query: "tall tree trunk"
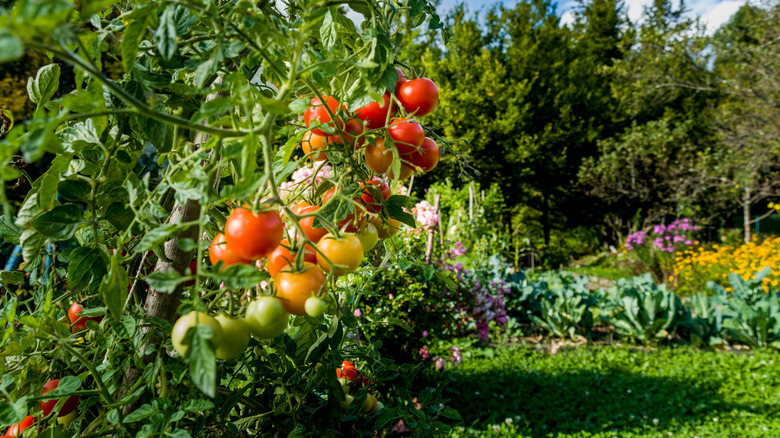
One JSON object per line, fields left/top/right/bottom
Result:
{"left": 743, "top": 185, "right": 751, "bottom": 244}
{"left": 121, "top": 77, "right": 225, "bottom": 414}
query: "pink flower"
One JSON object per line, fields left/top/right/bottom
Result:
{"left": 354, "top": 308, "right": 362, "bottom": 318}
{"left": 422, "top": 330, "right": 429, "bottom": 338}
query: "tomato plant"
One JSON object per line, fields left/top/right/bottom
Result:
{"left": 0, "top": 0, "right": 461, "bottom": 436}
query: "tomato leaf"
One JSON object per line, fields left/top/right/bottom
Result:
{"left": 187, "top": 324, "right": 217, "bottom": 398}
{"left": 384, "top": 195, "right": 416, "bottom": 227}
{"left": 68, "top": 247, "right": 108, "bottom": 294}
{"left": 0, "top": 216, "right": 21, "bottom": 245}
{"left": 0, "top": 396, "right": 28, "bottom": 427}
{"left": 156, "top": 6, "right": 178, "bottom": 61}
{"left": 27, "top": 64, "right": 60, "bottom": 105}
{"left": 123, "top": 403, "right": 157, "bottom": 423}
{"left": 100, "top": 253, "right": 129, "bottom": 320}
{"left": 31, "top": 205, "right": 83, "bottom": 240}
{"left": 145, "top": 270, "right": 188, "bottom": 294}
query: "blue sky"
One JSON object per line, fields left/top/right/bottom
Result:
{"left": 434, "top": 0, "right": 749, "bottom": 34}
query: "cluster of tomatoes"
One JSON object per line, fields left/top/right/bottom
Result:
{"left": 303, "top": 68, "right": 441, "bottom": 179}
{"left": 171, "top": 69, "right": 441, "bottom": 363}
{"left": 3, "top": 379, "right": 80, "bottom": 437}
{"left": 337, "top": 361, "right": 381, "bottom": 416}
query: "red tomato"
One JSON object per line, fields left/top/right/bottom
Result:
{"left": 355, "top": 94, "right": 395, "bottom": 130}
{"left": 297, "top": 205, "right": 329, "bottom": 244}
{"left": 304, "top": 96, "right": 343, "bottom": 136}
{"left": 361, "top": 178, "right": 391, "bottom": 213}
{"left": 209, "top": 233, "right": 250, "bottom": 270}
{"left": 6, "top": 416, "right": 33, "bottom": 437}
{"left": 364, "top": 138, "right": 394, "bottom": 175}
{"left": 267, "top": 240, "right": 317, "bottom": 278}
{"left": 397, "top": 78, "right": 439, "bottom": 117}
{"left": 405, "top": 137, "right": 440, "bottom": 173}
{"left": 388, "top": 119, "right": 424, "bottom": 155}
{"left": 68, "top": 302, "right": 103, "bottom": 331}
{"left": 341, "top": 366, "right": 359, "bottom": 380}
{"left": 302, "top": 131, "right": 328, "bottom": 161}
{"left": 328, "top": 119, "right": 364, "bottom": 148}
{"left": 394, "top": 67, "right": 406, "bottom": 91}
{"left": 41, "top": 379, "right": 80, "bottom": 418}
{"left": 342, "top": 360, "right": 355, "bottom": 369}
{"left": 273, "top": 263, "right": 328, "bottom": 316}
{"left": 224, "top": 207, "right": 284, "bottom": 260}
{"left": 292, "top": 201, "right": 312, "bottom": 215}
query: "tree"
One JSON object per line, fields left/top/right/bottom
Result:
{"left": 400, "top": 0, "right": 627, "bottom": 262}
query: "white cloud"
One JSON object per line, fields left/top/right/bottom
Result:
{"left": 700, "top": 0, "right": 745, "bottom": 33}
{"left": 560, "top": 9, "right": 577, "bottom": 27}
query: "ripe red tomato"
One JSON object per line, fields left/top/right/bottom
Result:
{"left": 342, "top": 360, "right": 355, "bottom": 369}
{"left": 302, "top": 131, "right": 328, "bottom": 161}
{"left": 5, "top": 416, "right": 33, "bottom": 437}
{"left": 41, "top": 379, "right": 80, "bottom": 418}
{"left": 394, "top": 67, "right": 406, "bottom": 91}
{"left": 405, "top": 137, "right": 440, "bottom": 173}
{"left": 364, "top": 138, "right": 394, "bottom": 175}
{"left": 297, "top": 205, "right": 329, "bottom": 243}
{"left": 322, "top": 188, "right": 363, "bottom": 233}
{"left": 316, "top": 234, "right": 364, "bottom": 276}
{"left": 328, "top": 119, "right": 364, "bottom": 148}
{"left": 224, "top": 207, "right": 284, "bottom": 260}
{"left": 274, "top": 262, "right": 328, "bottom": 316}
{"left": 267, "top": 239, "right": 317, "bottom": 278}
{"left": 304, "top": 96, "right": 343, "bottom": 136}
{"left": 397, "top": 78, "right": 439, "bottom": 117}
{"left": 68, "top": 302, "right": 103, "bottom": 332}
{"left": 292, "top": 201, "right": 312, "bottom": 215}
{"left": 360, "top": 178, "right": 391, "bottom": 213}
{"left": 388, "top": 118, "right": 424, "bottom": 155}
{"left": 341, "top": 366, "right": 359, "bottom": 380}
{"left": 209, "top": 233, "right": 250, "bottom": 270}
{"left": 355, "top": 94, "right": 395, "bottom": 130}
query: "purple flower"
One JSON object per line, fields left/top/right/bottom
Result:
{"left": 653, "top": 225, "right": 666, "bottom": 235}
{"left": 422, "top": 330, "right": 429, "bottom": 338}
{"left": 685, "top": 240, "right": 694, "bottom": 245}
{"left": 435, "top": 357, "right": 446, "bottom": 371}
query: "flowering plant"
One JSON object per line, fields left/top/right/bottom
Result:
{"left": 624, "top": 218, "right": 699, "bottom": 284}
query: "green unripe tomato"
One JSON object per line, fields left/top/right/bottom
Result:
{"left": 171, "top": 312, "right": 223, "bottom": 357}
{"left": 245, "top": 297, "right": 289, "bottom": 339}
{"left": 340, "top": 394, "right": 354, "bottom": 410}
{"left": 305, "top": 296, "right": 328, "bottom": 317}
{"left": 356, "top": 223, "right": 379, "bottom": 252}
{"left": 214, "top": 314, "right": 251, "bottom": 360}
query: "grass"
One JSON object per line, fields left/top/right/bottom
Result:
{"left": 441, "top": 345, "right": 780, "bottom": 437}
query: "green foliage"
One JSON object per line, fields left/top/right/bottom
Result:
{"left": 599, "top": 275, "right": 686, "bottom": 343}
{"left": 442, "top": 345, "right": 780, "bottom": 437}
{"left": 529, "top": 276, "right": 594, "bottom": 340}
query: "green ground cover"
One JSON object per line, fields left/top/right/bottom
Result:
{"left": 443, "top": 345, "right": 780, "bottom": 437}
